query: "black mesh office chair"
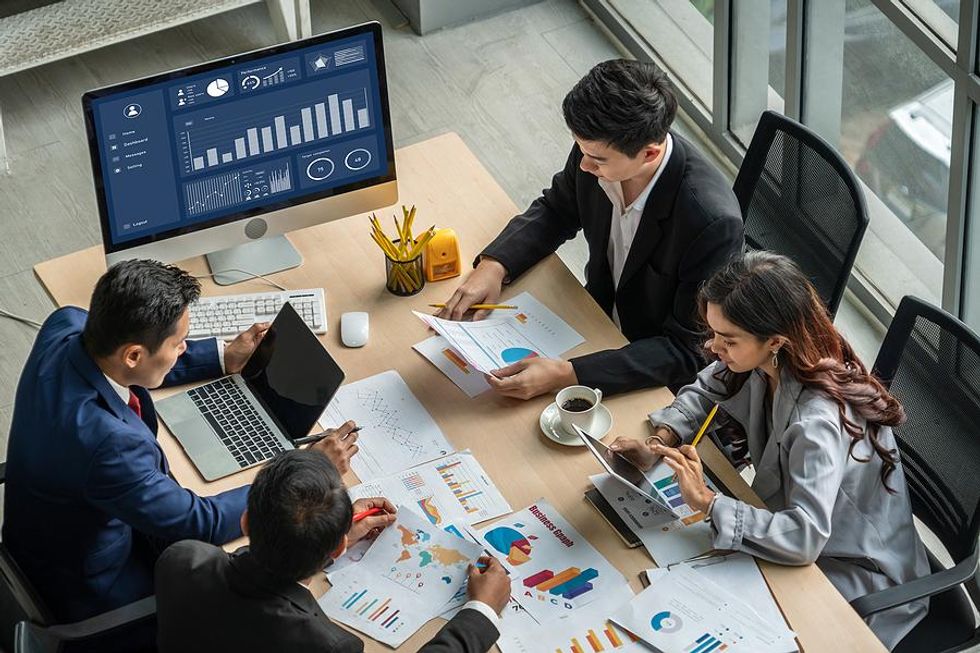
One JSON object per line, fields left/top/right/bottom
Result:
{"left": 850, "top": 296, "right": 980, "bottom": 652}
{"left": 733, "top": 110, "right": 869, "bottom": 317}
{"left": 0, "top": 463, "right": 157, "bottom": 653}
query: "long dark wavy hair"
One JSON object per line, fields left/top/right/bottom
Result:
{"left": 700, "top": 251, "right": 904, "bottom": 491}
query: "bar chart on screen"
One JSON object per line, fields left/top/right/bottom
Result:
{"left": 174, "top": 69, "right": 375, "bottom": 176}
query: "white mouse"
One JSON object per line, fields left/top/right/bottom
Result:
{"left": 340, "top": 311, "right": 369, "bottom": 347}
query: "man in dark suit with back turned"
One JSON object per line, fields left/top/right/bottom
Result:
{"left": 2, "top": 260, "right": 359, "bottom": 626}
{"left": 438, "top": 59, "right": 743, "bottom": 398}
{"left": 155, "top": 448, "right": 509, "bottom": 652}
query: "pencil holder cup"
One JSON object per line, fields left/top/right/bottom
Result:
{"left": 384, "top": 241, "right": 425, "bottom": 296}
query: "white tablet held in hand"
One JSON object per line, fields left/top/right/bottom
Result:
{"left": 575, "top": 424, "right": 678, "bottom": 519}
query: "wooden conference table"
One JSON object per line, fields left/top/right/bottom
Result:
{"left": 34, "top": 132, "right": 884, "bottom": 652}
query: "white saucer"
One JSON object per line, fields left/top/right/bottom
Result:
{"left": 539, "top": 402, "right": 613, "bottom": 446}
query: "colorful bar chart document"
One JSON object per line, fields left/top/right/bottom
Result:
{"left": 610, "top": 566, "right": 798, "bottom": 653}
{"left": 413, "top": 292, "right": 584, "bottom": 377}
{"left": 318, "top": 370, "right": 453, "bottom": 481}
{"left": 348, "top": 451, "right": 511, "bottom": 527}
{"left": 590, "top": 470, "right": 717, "bottom": 566}
{"left": 497, "top": 584, "right": 644, "bottom": 653}
{"left": 472, "top": 499, "right": 630, "bottom": 623}
{"left": 413, "top": 335, "right": 492, "bottom": 397}
{"left": 319, "top": 509, "right": 483, "bottom": 647}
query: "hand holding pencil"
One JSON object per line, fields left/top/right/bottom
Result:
{"left": 348, "top": 497, "right": 397, "bottom": 544}
{"left": 653, "top": 405, "right": 719, "bottom": 514}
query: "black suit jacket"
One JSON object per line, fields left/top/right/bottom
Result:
{"left": 155, "top": 541, "right": 499, "bottom": 653}
{"left": 482, "top": 135, "right": 743, "bottom": 394}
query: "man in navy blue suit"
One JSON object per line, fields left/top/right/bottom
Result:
{"left": 2, "top": 260, "right": 359, "bottom": 624}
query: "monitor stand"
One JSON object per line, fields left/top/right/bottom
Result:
{"left": 206, "top": 235, "right": 303, "bottom": 286}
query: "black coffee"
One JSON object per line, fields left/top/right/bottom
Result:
{"left": 561, "top": 397, "right": 594, "bottom": 412}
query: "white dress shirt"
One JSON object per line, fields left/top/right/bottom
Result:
{"left": 598, "top": 134, "right": 673, "bottom": 327}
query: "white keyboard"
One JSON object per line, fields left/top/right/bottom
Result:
{"left": 188, "top": 288, "right": 327, "bottom": 338}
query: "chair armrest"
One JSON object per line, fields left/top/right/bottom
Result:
{"left": 45, "top": 595, "right": 156, "bottom": 641}
{"left": 851, "top": 553, "right": 978, "bottom": 617}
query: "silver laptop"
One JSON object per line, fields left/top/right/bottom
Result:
{"left": 158, "top": 302, "right": 345, "bottom": 481}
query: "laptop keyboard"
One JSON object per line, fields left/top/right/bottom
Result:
{"left": 187, "top": 377, "right": 286, "bottom": 468}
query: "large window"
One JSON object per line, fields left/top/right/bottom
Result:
{"left": 843, "top": 0, "right": 950, "bottom": 305}
{"left": 605, "top": 0, "right": 715, "bottom": 110}
{"left": 586, "top": 0, "right": 979, "bottom": 331}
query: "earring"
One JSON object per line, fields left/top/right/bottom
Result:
{"left": 771, "top": 349, "right": 779, "bottom": 369}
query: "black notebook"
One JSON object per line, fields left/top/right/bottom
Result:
{"left": 584, "top": 486, "right": 642, "bottom": 548}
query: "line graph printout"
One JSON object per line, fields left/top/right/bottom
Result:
{"left": 319, "top": 370, "right": 453, "bottom": 481}
{"left": 347, "top": 451, "right": 511, "bottom": 527}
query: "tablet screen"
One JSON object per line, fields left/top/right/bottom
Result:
{"left": 575, "top": 425, "right": 677, "bottom": 518}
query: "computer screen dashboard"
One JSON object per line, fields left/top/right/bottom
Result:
{"left": 83, "top": 22, "right": 394, "bottom": 255}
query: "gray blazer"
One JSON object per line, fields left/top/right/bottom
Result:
{"left": 649, "top": 361, "right": 929, "bottom": 650}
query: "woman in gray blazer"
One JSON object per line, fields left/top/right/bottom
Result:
{"left": 610, "top": 251, "right": 929, "bottom": 650}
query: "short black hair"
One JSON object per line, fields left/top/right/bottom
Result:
{"left": 82, "top": 259, "right": 200, "bottom": 358}
{"left": 247, "top": 449, "right": 353, "bottom": 583}
{"left": 562, "top": 59, "right": 677, "bottom": 157}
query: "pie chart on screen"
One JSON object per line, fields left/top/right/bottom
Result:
{"left": 501, "top": 347, "right": 538, "bottom": 364}
{"left": 206, "top": 78, "right": 230, "bottom": 97}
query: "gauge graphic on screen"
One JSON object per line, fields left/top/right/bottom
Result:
{"left": 345, "top": 148, "right": 371, "bottom": 171}
{"left": 241, "top": 74, "right": 261, "bottom": 91}
{"left": 306, "top": 156, "right": 335, "bottom": 181}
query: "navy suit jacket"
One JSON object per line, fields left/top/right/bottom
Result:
{"left": 3, "top": 306, "right": 249, "bottom": 621}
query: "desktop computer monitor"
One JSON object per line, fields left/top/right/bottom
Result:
{"left": 82, "top": 21, "right": 396, "bottom": 284}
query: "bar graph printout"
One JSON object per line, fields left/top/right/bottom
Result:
{"left": 471, "top": 499, "right": 630, "bottom": 624}
{"left": 319, "top": 509, "right": 483, "bottom": 647}
{"left": 497, "top": 583, "right": 644, "bottom": 653}
{"left": 347, "top": 451, "right": 511, "bottom": 527}
{"left": 610, "top": 566, "right": 798, "bottom": 653}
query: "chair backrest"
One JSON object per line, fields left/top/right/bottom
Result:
{"left": 15, "top": 620, "right": 61, "bottom": 653}
{"left": 0, "top": 544, "right": 52, "bottom": 653}
{"left": 733, "top": 110, "right": 869, "bottom": 317}
{"left": 872, "top": 296, "right": 980, "bottom": 564}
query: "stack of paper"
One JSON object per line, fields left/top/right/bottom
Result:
{"left": 413, "top": 292, "right": 584, "bottom": 395}
{"left": 612, "top": 565, "right": 798, "bottom": 653}
{"left": 318, "top": 508, "right": 484, "bottom": 648}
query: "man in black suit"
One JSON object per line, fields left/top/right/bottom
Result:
{"left": 439, "top": 59, "right": 743, "bottom": 398}
{"left": 155, "top": 449, "right": 509, "bottom": 652}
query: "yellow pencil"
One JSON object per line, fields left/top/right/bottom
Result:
{"left": 669, "top": 404, "right": 718, "bottom": 484}
{"left": 690, "top": 404, "right": 719, "bottom": 448}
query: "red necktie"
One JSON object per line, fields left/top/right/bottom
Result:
{"left": 127, "top": 389, "right": 142, "bottom": 419}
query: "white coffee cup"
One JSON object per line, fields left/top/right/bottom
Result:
{"left": 555, "top": 385, "right": 603, "bottom": 437}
